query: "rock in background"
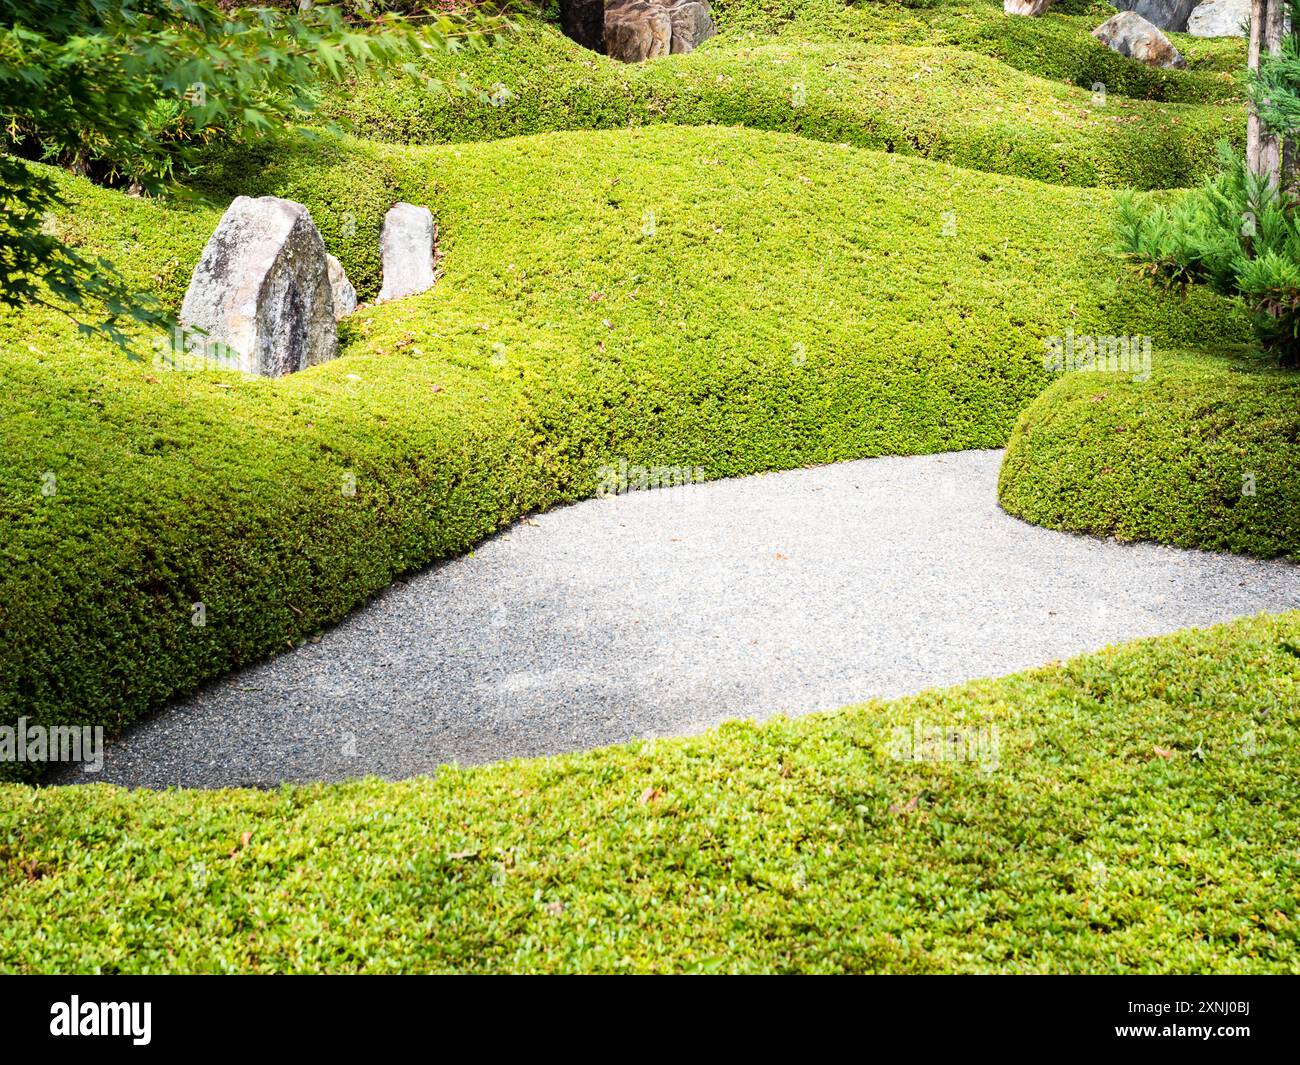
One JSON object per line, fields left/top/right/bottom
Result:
{"left": 378, "top": 202, "right": 438, "bottom": 302}
{"left": 1186, "top": 0, "right": 1251, "bottom": 36}
{"left": 1004, "top": 0, "right": 1053, "bottom": 16}
{"left": 664, "top": 1, "right": 716, "bottom": 53}
{"left": 180, "top": 195, "right": 338, "bottom": 378}
{"left": 606, "top": 0, "right": 674, "bottom": 62}
{"left": 1094, "top": 11, "right": 1188, "bottom": 67}
{"left": 561, "top": 0, "right": 716, "bottom": 63}
{"left": 1107, "top": 0, "right": 1198, "bottom": 31}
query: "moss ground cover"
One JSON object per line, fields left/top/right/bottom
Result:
{"left": 0, "top": 127, "right": 1252, "bottom": 773}
{"left": 325, "top": 20, "right": 1239, "bottom": 189}
{"left": 3, "top": 612, "right": 1297, "bottom": 973}
{"left": 710, "top": 0, "right": 1244, "bottom": 102}
{"left": 0, "top": 0, "right": 1295, "bottom": 976}
{"left": 999, "top": 349, "right": 1300, "bottom": 559}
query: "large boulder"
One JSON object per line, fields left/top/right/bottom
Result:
{"left": 1005, "top": 0, "right": 1053, "bottom": 15}
{"left": 558, "top": 0, "right": 605, "bottom": 52}
{"left": 180, "top": 195, "right": 337, "bottom": 378}
{"left": 1093, "top": 11, "right": 1187, "bottom": 68}
{"left": 1107, "top": 0, "right": 1198, "bottom": 31}
{"left": 604, "top": 0, "right": 715, "bottom": 62}
{"left": 1186, "top": 0, "right": 1250, "bottom": 36}
{"left": 606, "top": 0, "right": 673, "bottom": 63}
{"left": 377, "top": 202, "right": 437, "bottom": 302}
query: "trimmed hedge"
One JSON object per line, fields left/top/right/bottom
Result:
{"left": 710, "top": 0, "right": 1245, "bottom": 104}
{"left": 321, "top": 22, "right": 1241, "bottom": 189}
{"left": 0, "top": 126, "right": 1250, "bottom": 779}
{"left": 3, "top": 611, "right": 1298, "bottom": 972}
{"left": 998, "top": 349, "right": 1300, "bottom": 559}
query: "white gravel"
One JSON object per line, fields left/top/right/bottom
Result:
{"left": 54, "top": 449, "right": 1300, "bottom": 788}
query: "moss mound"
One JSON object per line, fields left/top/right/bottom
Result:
{"left": 324, "top": 22, "right": 1239, "bottom": 189}
{"left": 998, "top": 349, "right": 1300, "bottom": 559}
{"left": 3, "top": 612, "right": 1297, "bottom": 973}
{"left": 0, "top": 127, "right": 1249, "bottom": 772}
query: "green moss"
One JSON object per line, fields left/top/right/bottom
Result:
{"left": 0, "top": 126, "right": 1251, "bottom": 775}
{"left": 998, "top": 348, "right": 1300, "bottom": 559}
{"left": 3, "top": 612, "right": 1298, "bottom": 973}
{"left": 710, "top": 0, "right": 1245, "bottom": 103}
{"left": 0, "top": 0, "right": 1293, "bottom": 976}
{"left": 320, "top": 22, "right": 1240, "bottom": 189}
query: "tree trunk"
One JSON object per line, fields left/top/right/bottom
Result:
{"left": 1248, "top": 0, "right": 1275, "bottom": 185}
{"left": 1285, "top": 3, "right": 1300, "bottom": 195}
{"left": 1250, "top": 0, "right": 1287, "bottom": 188}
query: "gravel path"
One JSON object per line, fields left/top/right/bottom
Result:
{"left": 56, "top": 449, "right": 1300, "bottom": 788}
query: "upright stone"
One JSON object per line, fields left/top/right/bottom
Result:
{"left": 378, "top": 203, "right": 437, "bottom": 302}
{"left": 180, "top": 196, "right": 337, "bottom": 378}
{"left": 327, "top": 254, "right": 357, "bottom": 319}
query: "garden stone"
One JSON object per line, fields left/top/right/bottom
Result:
{"left": 665, "top": 1, "right": 716, "bottom": 53}
{"left": 377, "top": 202, "right": 437, "bottom": 302}
{"left": 1093, "top": 12, "right": 1187, "bottom": 68}
{"left": 605, "top": 0, "right": 673, "bottom": 63}
{"left": 1107, "top": 0, "right": 1197, "bottom": 31}
{"left": 1004, "top": 0, "right": 1053, "bottom": 15}
{"left": 327, "top": 255, "right": 357, "bottom": 319}
{"left": 1186, "top": 0, "right": 1250, "bottom": 35}
{"left": 180, "top": 195, "right": 337, "bottom": 378}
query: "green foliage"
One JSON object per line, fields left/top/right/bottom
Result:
{"left": 322, "top": 21, "right": 1240, "bottom": 190}
{"left": 999, "top": 348, "right": 1300, "bottom": 558}
{"left": 0, "top": 0, "right": 488, "bottom": 341}
{"left": 708, "top": 0, "right": 1244, "bottom": 104}
{"left": 1249, "top": 0, "right": 1300, "bottom": 135}
{"left": 0, "top": 0, "right": 1290, "bottom": 978}
{"left": 0, "top": 157, "right": 164, "bottom": 348}
{"left": 3, "top": 611, "right": 1298, "bottom": 972}
{"left": 0, "top": 127, "right": 1248, "bottom": 778}
{"left": 1117, "top": 147, "right": 1300, "bottom": 366}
